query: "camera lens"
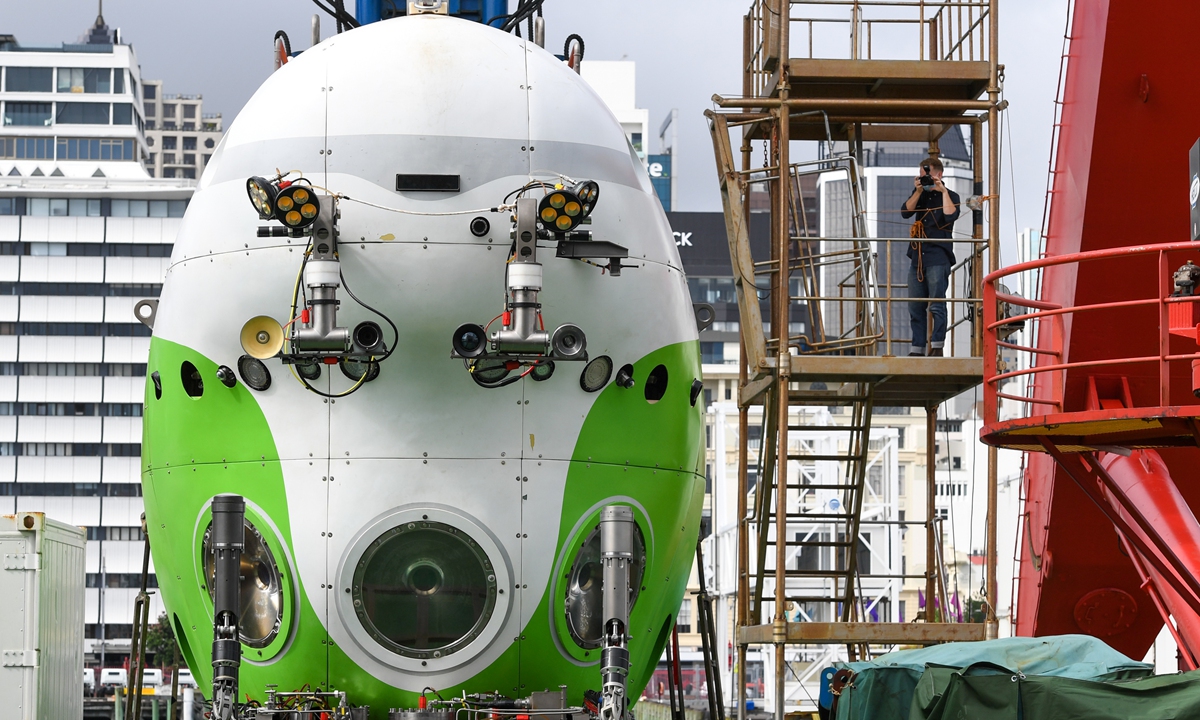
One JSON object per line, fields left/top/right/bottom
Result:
{"left": 452, "top": 323, "right": 487, "bottom": 358}
{"left": 353, "top": 321, "right": 383, "bottom": 352}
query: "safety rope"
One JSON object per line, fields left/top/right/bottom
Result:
{"left": 910, "top": 217, "right": 927, "bottom": 283}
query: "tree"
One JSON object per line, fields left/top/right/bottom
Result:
{"left": 144, "top": 612, "right": 182, "bottom": 668}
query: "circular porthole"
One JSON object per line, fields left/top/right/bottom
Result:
{"left": 351, "top": 520, "right": 498, "bottom": 659}
{"left": 644, "top": 364, "right": 668, "bottom": 403}
{"left": 202, "top": 519, "right": 283, "bottom": 648}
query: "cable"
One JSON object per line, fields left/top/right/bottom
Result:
{"left": 310, "top": 0, "right": 359, "bottom": 32}
{"left": 336, "top": 194, "right": 512, "bottom": 217}
{"left": 564, "top": 34, "right": 585, "bottom": 65}
{"left": 499, "top": 0, "right": 546, "bottom": 33}
{"left": 503, "top": 180, "right": 556, "bottom": 205}
{"left": 339, "top": 267, "right": 399, "bottom": 363}
{"left": 273, "top": 31, "right": 292, "bottom": 57}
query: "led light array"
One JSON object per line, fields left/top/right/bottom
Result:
{"left": 246, "top": 176, "right": 321, "bottom": 229}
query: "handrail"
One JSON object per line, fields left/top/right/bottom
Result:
{"left": 982, "top": 241, "right": 1200, "bottom": 425}
{"left": 746, "top": 0, "right": 992, "bottom": 94}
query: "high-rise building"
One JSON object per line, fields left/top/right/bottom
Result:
{"left": 140, "top": 79, "right": 223, "bottom": 180}
{"left": 0, "top": 11, "right": 194, "bottom": 667}
{"left": 580, "top": 60, "right": 649, "bottom": 165}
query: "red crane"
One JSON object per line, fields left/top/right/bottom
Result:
{"left": 980, "top": 0, "right": 1200, "bottom": 667}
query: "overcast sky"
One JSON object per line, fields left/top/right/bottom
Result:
{"left": 7, "top": 1, "right": 1067, "bottom": 262}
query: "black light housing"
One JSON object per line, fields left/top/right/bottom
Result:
{"left": 274, "top": 185, "right": 320, "bottom": 230}
{"left": 538, "top": 189, "right": 585, "bottom": 233}
{"left": 340, "top": 357, "right": 380, "bottom": 383}
{"left": 572, "top": 180, "right": 600, "bottom": 217}
{"left": 238, "top": 355, "right": 272, "bottom": 391}
{"left": 531, "top": 361, "right": 555, "bottom": 382}
{"left": 247, "top": 176, "right": 278, "bottom": 220}
{"left": 579, "top": 355, "right": 613, "bottom": 393}
{"left": 295, "top": 359, "right": 321, "bottom": 381}
{"left": 470, "top": 358, "right": 511, "bottom": 386}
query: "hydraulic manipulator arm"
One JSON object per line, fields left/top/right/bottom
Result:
{"left": 600, "top": 505, "right": 635, "bottom": 720}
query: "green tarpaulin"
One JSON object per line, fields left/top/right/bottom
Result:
{"left": 831, "top": 634, "right": 1200, "bottom": 720}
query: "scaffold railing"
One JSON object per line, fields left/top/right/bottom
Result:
{"left": 706, "top": 0, "right": 1000, "bottom": 715}
{"left": 982, "top": 241, "right": 1200, "bottom": 449}
{"left": 747, "top": 0, "right": 993, "bottom": 98}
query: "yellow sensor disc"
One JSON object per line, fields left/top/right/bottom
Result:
{"left": 276, "top": 196, "right": 294, "bottom": 212}
{"left": 564, "top": 201, "right": 581, "bottom": 216}
{"left": 549, "top": 193, "right": 566, "bottom": 209}
{"left": 285, "top": 210, "right": 302, "bottom": 226}
{"left": 555, "top": 215, "right": 573, "bottom": 230}
{"left": 300, "top": 203, "right": 318, "bottom": 219}
{"left": 292, "top": 188, "right": 310, "bottom": 204}
{"left": 541, "top": 207, "right": 557, "bottom": 222}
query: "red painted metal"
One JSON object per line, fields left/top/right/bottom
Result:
{"left": 978, "top": 0, "right": 1200, "bottom": 660}
{"left": 1099, "top": 450, "right": 1200, "bottom": 665}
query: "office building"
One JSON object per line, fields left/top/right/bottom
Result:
{"left": 140, "top": 78, "right": 223, "bottom": 180}
{"left": 1, "top": 12, "right": 193, "bottom": 666}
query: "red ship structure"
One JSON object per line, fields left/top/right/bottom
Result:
{"left": 981, "top": 0, "right": 1200, "bottom": 667}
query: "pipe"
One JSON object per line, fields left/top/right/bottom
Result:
{"left": 1100, "top": 450, "right": 1200, "bottom": 658}
{"left": 984, "top": 0, "right": 1000, "bottom": 637}
{"left": 355, "top": 0, "right": 382, "bottom": 25}
{"left": 926, "top": 405, "right": 937, "bottom": 619}
{"left": 714, "top": 95, "right": 997, "bottom": 111}
{"left": 737, "top": 15, "right": 751, "bottom": 718}
{"left": 773, "top": 6, "right": 790, "bottom": 717}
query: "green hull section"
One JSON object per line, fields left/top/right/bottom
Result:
{"left": 143, "top": 337, "right": 704, "bottom": 717}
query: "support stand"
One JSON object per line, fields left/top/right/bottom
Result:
{"left": 127, "top": 513, "right": 153, "bottom": 720}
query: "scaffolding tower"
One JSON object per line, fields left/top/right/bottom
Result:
{"left": 705, "top": 1, "right": 1001, "bottom": 716}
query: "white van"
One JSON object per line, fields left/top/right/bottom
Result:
{"left": 99, "top": 668, "right": 127, "bottom": 687}
{"left": 142, "top": 668, "right": 163, "bottom": 687}
{"left": 83, "top": 668, "right": 95, "bottom": 691}
{"left": 174, "top": 668, "right": 196, "bottom": 688}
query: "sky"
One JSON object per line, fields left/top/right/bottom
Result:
{"left": 5, "top": 0, "right": 1069, "bottom": 262}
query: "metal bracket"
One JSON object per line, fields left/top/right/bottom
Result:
{"left": 555, "top": 238, "right": 631, "bottom": 275}
{"left": 2, "top": 650, "right": 37, "bottom": 667}
{"left": 3, "top": 553, "right": 38, "bottom": 571}
{"left": 133, "top": 299, "right": 158, "bottom": 330}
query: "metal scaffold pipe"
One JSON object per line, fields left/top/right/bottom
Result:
{"left": 985, "top": 0, "right": 1000, "bottom": 639}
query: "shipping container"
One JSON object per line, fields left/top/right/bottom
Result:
{"left": 0, "top": 512, "right": 86, "bottom": 719}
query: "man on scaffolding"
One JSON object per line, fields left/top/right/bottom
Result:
{"left": 901, "top": 157, "right": 961, "bottom": 357}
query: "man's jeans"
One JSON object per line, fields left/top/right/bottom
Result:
{"left": 908, "top": 262, "right": 949, "bottom": 349}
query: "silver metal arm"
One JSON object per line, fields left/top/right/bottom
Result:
{"left": 491, "top": 197, "right": 551, "bottom": 354}
{"left": 600, "top": 505, "right": 634, "bottom": 720}
{"left": 292, "top": 201, "right": 353, "bottom": 354}
{"left": 210, "top": 495, "right": 245, "bottom": 720}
